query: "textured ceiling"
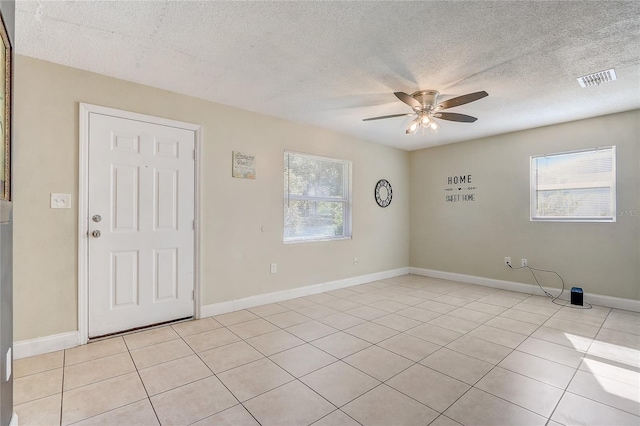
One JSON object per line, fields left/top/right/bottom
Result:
{"left": 15, "top": 1, "right": 640, "bottom": 151}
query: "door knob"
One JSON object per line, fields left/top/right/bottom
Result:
{"left": 92, "top": 230, "right": 101, "bottom": 238}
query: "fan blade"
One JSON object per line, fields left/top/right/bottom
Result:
{"left": 437, "top": 91, "right": 488, "bottom": 110}
{"left": 362, "top": 113, "right": 413, "bottom": 122}
{"left": 394, "top": 92, "right": 422, "bottom": 110}
{"left": 435, "top": 112, "right": 478, "bottom": 123}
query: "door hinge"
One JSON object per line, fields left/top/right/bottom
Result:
{"left": 192, "top": 220, "right": 195, "bottom": 230}
{"left": 192, "top": 290, "right": 195, "bottom": 300}
{"left": 193, "top": 150, "right": 196, "bottom": 160}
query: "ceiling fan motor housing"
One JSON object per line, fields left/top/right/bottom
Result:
{"left": 411, "top": 90, "right": 439, "bottom": 111}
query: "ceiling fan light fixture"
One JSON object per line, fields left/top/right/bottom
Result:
{"left": 404, "top": 113, "right": 440, "bottom": 136}
{"left": 419, "top": 112, "right": 439, "bottom": 133}
{"left": 406, "top": 118, "right": 420, "bottom": 134}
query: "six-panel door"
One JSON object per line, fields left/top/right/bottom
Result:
{"left": 88, "top": 113, "right": 195, "bottom": 337}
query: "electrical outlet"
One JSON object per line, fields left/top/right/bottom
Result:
{"left": 504, "top": 257, "right": 511, "bottom": 266}
{"left": 521, "top": 259, "right": 528, "bottom": 267}
{"left": 270, "top": 263, "right": 277, "bottom": 274}
{"left": 354, "top": 257, "right": 359, "bottom": 265}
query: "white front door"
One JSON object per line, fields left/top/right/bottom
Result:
{"left": 87, "top": 112, "right": 195, "bottom": 338}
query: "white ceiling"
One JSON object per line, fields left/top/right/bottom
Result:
{"left": 15, "top": 1, "right": 640, "bottom": 151}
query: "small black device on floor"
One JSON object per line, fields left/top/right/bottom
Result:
{"left": 571, "top": 287, "right": 583, "bottom": 306}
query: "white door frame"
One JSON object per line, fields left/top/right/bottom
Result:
{"left": 78, "top": 103, "right": 202, "bottom": 344}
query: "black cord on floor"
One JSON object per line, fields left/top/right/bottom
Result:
{"left": 507, "top": 263, "right": 592, "bottom": 309}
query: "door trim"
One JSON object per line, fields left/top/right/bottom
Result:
{"left": 78, "top": 103, "right": 202, "bottom": 344}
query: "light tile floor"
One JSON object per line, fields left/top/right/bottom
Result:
{"left": 14, "top": 274, "right": 640, "bottom": 425}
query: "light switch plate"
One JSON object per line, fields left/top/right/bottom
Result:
{"left": 51, "top": 193, "right": 71, "bottom": 209}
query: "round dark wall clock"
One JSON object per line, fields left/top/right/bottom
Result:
{"left": 375, "top": 179, "right": 393, "bottom": 208}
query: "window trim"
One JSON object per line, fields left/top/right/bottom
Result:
{"left": 284, "top": 150, "right": 353, "bottom": 244}
{"left": 530, "top": 146, "right": 616, "bottom": 223}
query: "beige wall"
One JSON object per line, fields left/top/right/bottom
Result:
{"left": 14, "top": 56, "right": 410, "bottom": 341}
{"left": 13, "top": 54, "right": 639, "bottom": 342}
{"left": 410, "top": 110, "right": 640, "bottom": 301}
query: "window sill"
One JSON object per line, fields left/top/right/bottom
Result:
{"left": 284, "top": 236, "right": 352, "bottom": 245}
{"left": 530, "top": 217, "right": 616, "bottom": 223}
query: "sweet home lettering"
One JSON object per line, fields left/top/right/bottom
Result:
{"left": 445, "top": 174, "right": 476, "bottom": 202}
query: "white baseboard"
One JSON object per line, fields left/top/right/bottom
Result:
{"left": 13, "top": 331, "right": 80, "bottom": 360}
{"left": 9, "top": 412, "right": 17, "bottom": 426}
{"left": 12, "top": 268, "right": 409, "bottom": 359}
{"left": 13, "top": 265, "right": 638, "bottom": 361}
{"left": 201, "top": 267, "right": 410, "bottom": 318}
{"left": 410, "top": 267, "right": 640, "bottom": 313}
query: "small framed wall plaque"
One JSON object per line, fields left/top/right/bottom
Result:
{"left": 232, "top": 151, "right": 256, "bottom": 179}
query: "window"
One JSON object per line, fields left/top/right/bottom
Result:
{"left": 284, "top": 151, "right": 352, "bottom": 243}
{"left": 530, "top": 146, "right": 616, "bottom": 222}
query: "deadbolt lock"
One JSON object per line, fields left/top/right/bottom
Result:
{"left": 92, "top": 215, "right": 102, "bottom": 222}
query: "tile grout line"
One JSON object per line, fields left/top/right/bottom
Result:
{"left": 212, "top": 298, "right": 431, "bottom": 424}
{"left": 303, "top": 301, "right": 473, "bottom": 420}
{"left": 516, "top": 302, "right": 616, "bottom": 422}
{"left": 220, "top": 307, "right": 370, "bottom": 414}
{"left": 544, "top": 306, "right": 638, "bottom": 422}
{"left": 296, "top": 291, "right": 632, "bottom": 422}
{"left": 21, "top": 277, "right": 636, "bottom": 425}
{"left": 185, "top": 329, "right": 264, "bottom": 426}
{"left": 310, "top": 286, "right": 547, "bottom": 410}
{"left": 179, "top": 322, "right": 337, "bottom": 424}
{"left": 123, "top": 335, "right": 162, "bottom": 426}
{"left": 59, "top": 350, "right": 66, "bottom": 426}
{"left": 368, "top": 281, "right": 489, "bottom": 418}
{"left": 424, "top": 298, "right": 524, "bottom": 422}
{"left": 415, "top": 296, "right": 567, "bottom": 423}
{"left": 501, "top": 300, "right": 574, "bottom": 424}
{"left": 308, "top": 408, "right": 363, "bottom": 426}
{"left": 441, "top": 343, "right": 549, "bottom": 423}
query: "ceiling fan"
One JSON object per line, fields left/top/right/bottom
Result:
{"left": 363, "top": 90, "right": 488, "bottom": 134}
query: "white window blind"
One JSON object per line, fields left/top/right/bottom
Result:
{"left": 530, "top": 147, "right": 616, "bottom": 222}
{"left": 284, "top": 151, "right": 352, "bottom": 243}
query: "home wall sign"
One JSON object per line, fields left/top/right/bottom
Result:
{"left": 444, "top": 174, "right": 477, "bottom": 202}
{"left": 375, "top": 179, "right": 392, "bottom": 207}
{"left": 232, "top": 151, "right": 256, "bottom": 179}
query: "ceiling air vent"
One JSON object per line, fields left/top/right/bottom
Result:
{"left": 577, "top": 69, "right": 617, "bottom": 88}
